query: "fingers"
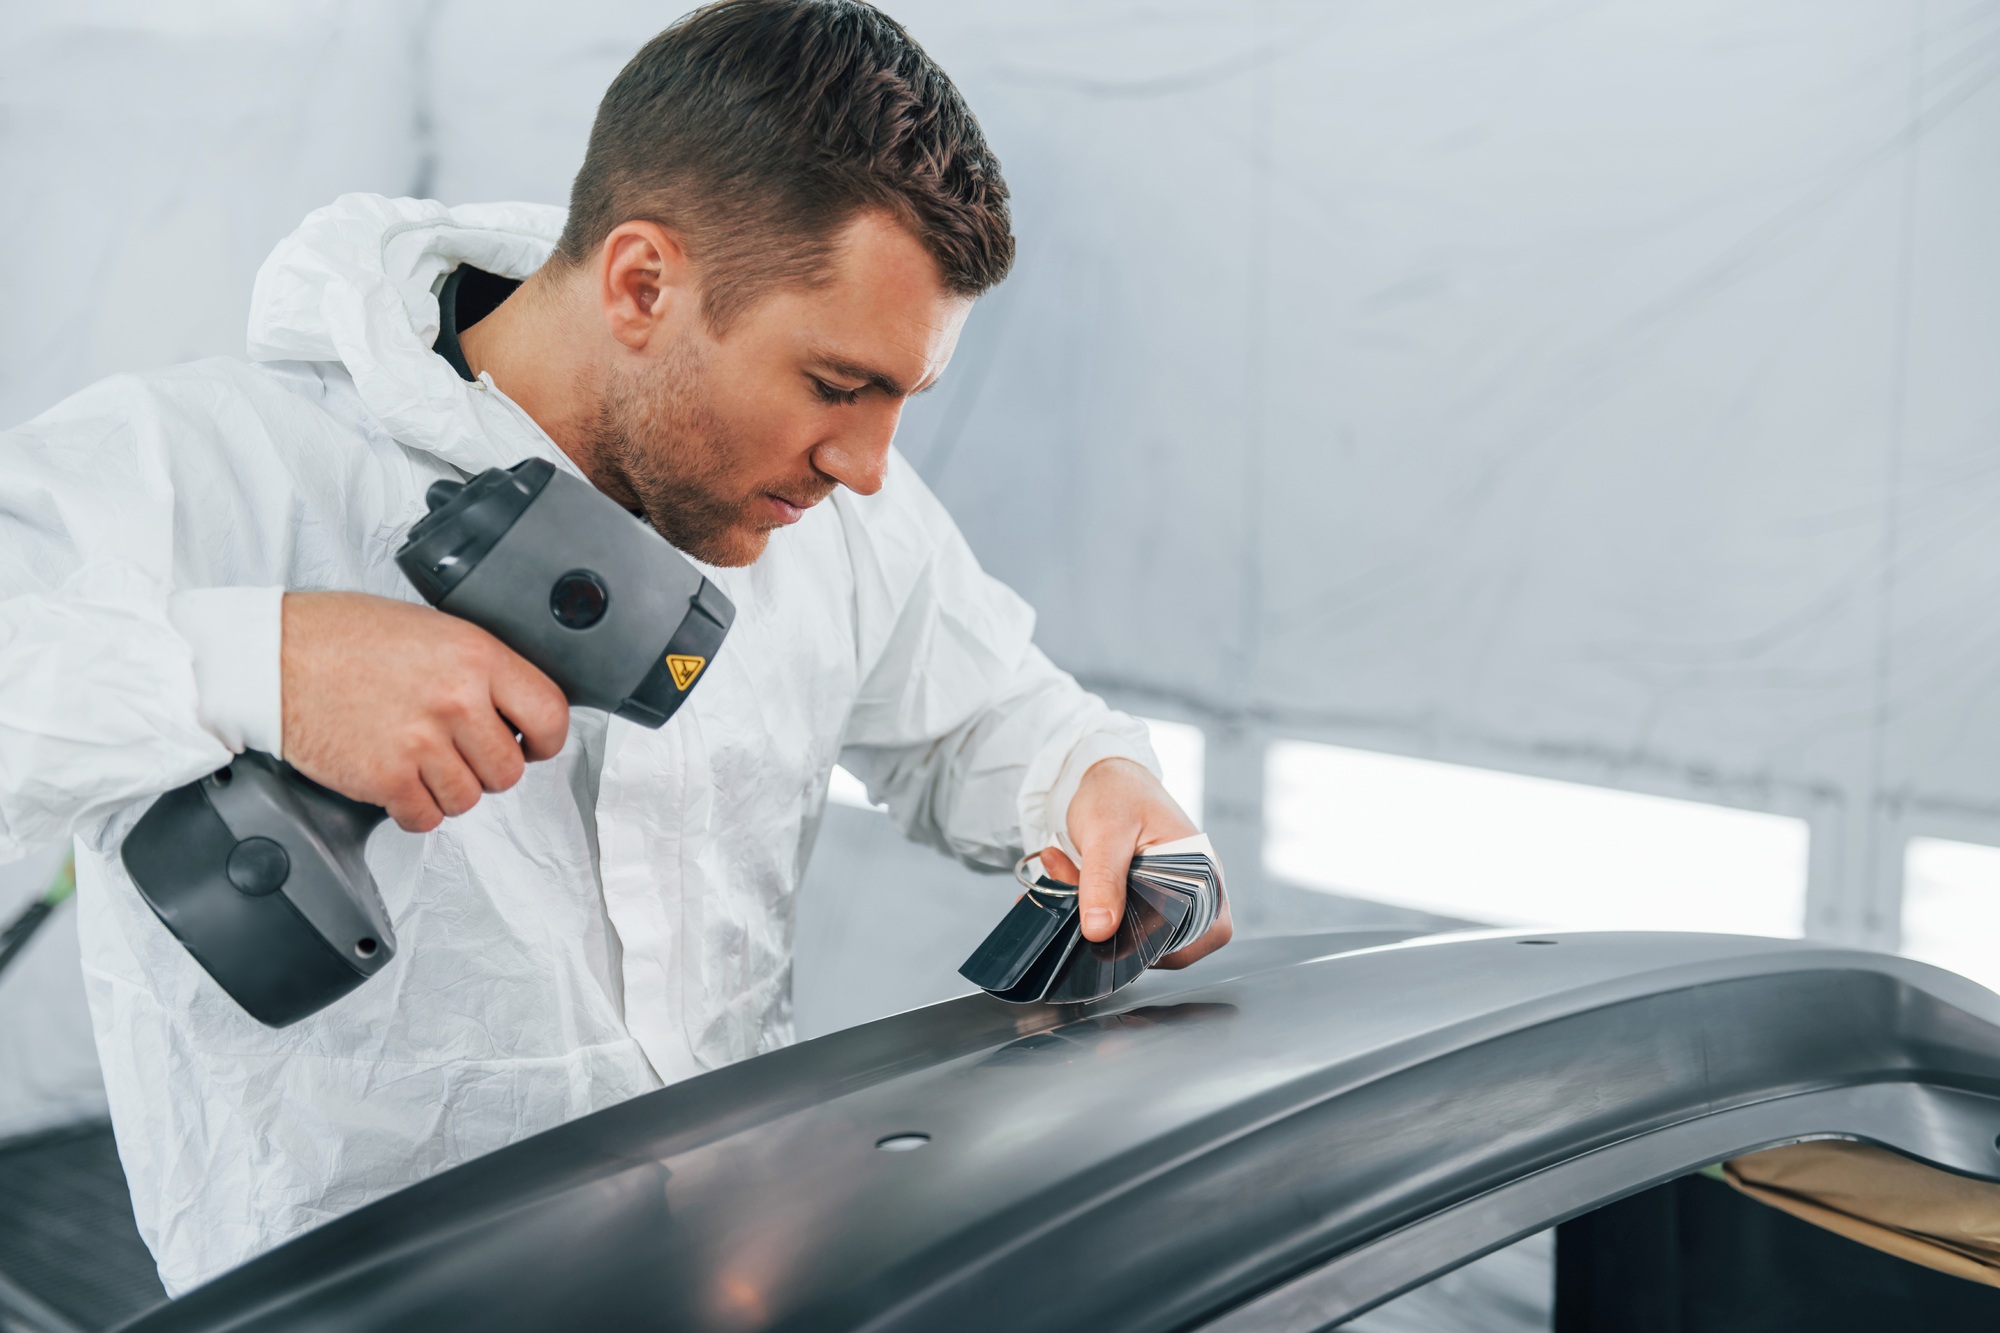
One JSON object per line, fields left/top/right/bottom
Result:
{"left": 1076, "top": 835, "right": 1134, "bottom": 943}
{"left": 419, "top": 750, "right": 484, "bottom": 821}
{"left": 452, "top": 705, "right": 529, "bottom": 794}
{"left": 386, "top": 706, "right": 531, "bottom": 833}
{"left": 487, "top": 651, "right": 570, "bottom": 762}
{"left": 381, "top": 770, "right": 446, "bottom": 834}
{"left": 1062, "top": 756, "right": 1224, "bottom": 954}
{"left": 399, "top": 638, "right": 559, "bottom": 827}
{"left": 1052, "top": 838, "right": 1232, "bottom": 966}
{"left": 280, "top": 593, "right": 573, "bottom": 828}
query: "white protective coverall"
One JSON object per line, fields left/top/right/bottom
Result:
{"left": 0, "top": 194, "right": 1156, "bottom": 1294}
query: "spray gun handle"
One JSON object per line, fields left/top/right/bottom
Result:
{"left": 123, "top": 752, "right": 395, "bottom": 1027}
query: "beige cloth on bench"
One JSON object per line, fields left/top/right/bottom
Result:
{"left": 1724, "top": 1141, "right": 2000, "bottom": 1288}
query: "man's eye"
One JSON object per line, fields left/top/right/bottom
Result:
{"left": 811, "top": 378, "right": 862, "bottom": 406}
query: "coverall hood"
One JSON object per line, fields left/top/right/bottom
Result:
{"left": 247, "top": 193, "right": 567, "bottom": 475}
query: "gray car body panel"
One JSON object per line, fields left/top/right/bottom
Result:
{"left": 119, "top": 929, "right": 2000, "bottom": 1332}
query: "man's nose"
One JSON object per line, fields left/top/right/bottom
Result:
{"left": 812, "top": 406, "right": 899, "bottom": 497}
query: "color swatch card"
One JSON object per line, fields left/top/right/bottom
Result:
{"left": 960, "top": 834, "right": 1227, "bottom": 1005}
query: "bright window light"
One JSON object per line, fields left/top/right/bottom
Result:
{"left": 826, "top": 717, "right": 1205, "bottom": 825}
{"left": 1902, "top": 837, "right": 2000, "bottom": 994}
{"left": 1138, "top": 717, "right": 1205, "bottom": 826}
{"left": 1264, "top": 741, "right": 1808, "bottom": 936}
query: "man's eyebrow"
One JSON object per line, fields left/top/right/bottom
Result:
{"left": 812, "top": 355, "right": 908, "bottom": 398}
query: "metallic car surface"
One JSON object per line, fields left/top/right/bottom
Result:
{"left": 120, "top": 929, "right": 2000, "bottom": 1332}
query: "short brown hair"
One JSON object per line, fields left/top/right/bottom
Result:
{"left": 555, "top": 0, "right": 1015, "bottom": 328}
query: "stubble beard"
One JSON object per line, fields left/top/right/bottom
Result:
{"left": 594, "top": 333, "right": 767, "bottom": 568}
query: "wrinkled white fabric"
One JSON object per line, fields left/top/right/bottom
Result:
{"left": 0, "top": 194, "right": 1156, "bottom": 1294}
{"left": 165, "top": 587, "right": 285, "bottom": 757}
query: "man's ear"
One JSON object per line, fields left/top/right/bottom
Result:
{"left": 597, "top": 221, "right": 695, "bottom": 351}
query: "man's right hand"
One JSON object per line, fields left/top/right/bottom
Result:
{"left": 280, "top": 591, "right": 570, "bottom": 832}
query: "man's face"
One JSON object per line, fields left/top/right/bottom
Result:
{"left": 595, "top": 211, "right": 973, "bottom": 566}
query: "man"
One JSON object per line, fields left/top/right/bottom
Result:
{"left": 0, "top": 0, "right": 1227, "bottom": 1295}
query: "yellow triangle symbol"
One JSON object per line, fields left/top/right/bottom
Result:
{"left": 665, "top": 653, "right": 706, "bottom": 692}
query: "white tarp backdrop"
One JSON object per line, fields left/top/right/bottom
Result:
{"left": 1, "top": 0, "right": 1997, "bottom": 1136}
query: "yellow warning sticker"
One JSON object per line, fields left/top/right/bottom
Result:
{"left": 665, "top": 653, "right": 707, "bottom": 692}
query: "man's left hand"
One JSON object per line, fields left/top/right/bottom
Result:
{"left": 1040, "top": 757, "right": 1234, "bottom": 970}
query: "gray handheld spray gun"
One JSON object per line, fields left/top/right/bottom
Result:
{"left": 121, "top": 459, "right": 734, "bottom": 1026}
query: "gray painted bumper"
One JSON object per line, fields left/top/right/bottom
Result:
{"left": 122, "top": 929, "right": 2000, "bottom": 1331}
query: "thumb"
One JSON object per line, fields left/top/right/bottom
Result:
{"left": 1076, "top": 832, "right": 1134, "bottom": 944}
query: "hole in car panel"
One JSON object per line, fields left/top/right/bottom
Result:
{"left": 355, "top": 938, "right": 378, "bottom": 958}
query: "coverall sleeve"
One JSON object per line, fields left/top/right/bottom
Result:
{"left": 0, "top": 377, "right": 283, "bottom": 858}
{"left": 833, "top": 454, "right": 1159, "bottom": 871}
